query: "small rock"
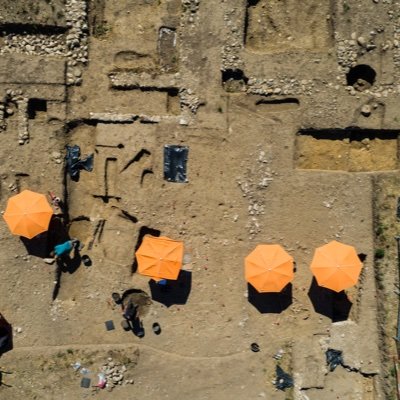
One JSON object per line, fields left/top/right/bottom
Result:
{"left": 112, "top": 374, "right": 123, "bottom": 383}
{"left": 357, "top": 36, "right": 367, "bottom": 47}
{"left": 361, "top": 104, "right": 371, "bottom": 116}
{"left": 51, "top": 151, "right": 61, "bottom": 159}
{"left": 72, "top": 67, "right": 82, "bottom": 78}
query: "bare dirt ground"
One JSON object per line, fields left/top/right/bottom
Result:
{"left": 0, "top": 0, "right": 400, "bottom": 399}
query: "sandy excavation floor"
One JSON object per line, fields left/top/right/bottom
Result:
{"left": 2, "top": 0, "right": 400, "bottom": 399}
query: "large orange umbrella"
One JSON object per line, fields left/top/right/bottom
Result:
{"left": 136, "top": 235, "right": 184, "bottom": 280}
{"left": 3, "top": 190, "right": 53, "bottom": 239}
{"left": 245, "top": 244, "right": 294, "bottom": 292}
{"left": 310, "top": 240, "right": 362, "bottom": 292}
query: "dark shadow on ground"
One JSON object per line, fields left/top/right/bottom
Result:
{"left": 131, "top": 226, "right": 161, "bottom": 273}
{"left": 358, "top": 253, "right": 367, "bottom": 262}
{"left": 247, "top": 283, "right": 292, "bottom": 313}
{"left": 20, "top": 215, "right": 69, "bottom": 259}
{"left": 0, "top": 313, "right": 13, "bottom": 357}
{"left": 129, "top": 317, "right": 145, "bottom": 338}
{"left": 308, "top": 278, "right": 352, "bottom": 322}
{"left": 47, "top": 216, "right": 70, "bottom": 252}
{"left": 20, "top": 233, "right": 48, "bottom": 258}
{"left": 149, "top": 270, "right": 192, "bottom": 307}
{"left": 52, "top": 247, "right": 82, "bottom": 300}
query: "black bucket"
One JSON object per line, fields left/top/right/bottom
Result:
{"left": 82, "top": 255, "right": 92, "bottom": 267}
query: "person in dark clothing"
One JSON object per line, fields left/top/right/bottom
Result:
{"left": 120, "top": 296, "right": 144, "bottom": 337}
{"left": 122, "top": 299, "right": 138, "bottom": 321}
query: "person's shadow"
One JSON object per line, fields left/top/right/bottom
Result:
{"left": 52, "top": 245, "right": 82, "bottom": 300}
{"left": 20, "top": 215, "right": 70, "bottom": 259}
{"left": 247, "top": 283, "right": 293, "bottom": 313}
{"left": 127, "top": 316, "right": 145, "bottom": 338}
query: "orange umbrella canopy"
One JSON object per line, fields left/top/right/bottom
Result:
{"left": 245, "top": 244, "right": 294, "bottom": 292}
{"left": 136, "top": 235, "right": 184, "bottom": 280}
{"left": 310, "top": 240, "right": 362, "bottom": 292}
{"left": 3, "top": 190, "right": 53, "bottom": 239}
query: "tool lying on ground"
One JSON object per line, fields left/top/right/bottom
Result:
{"left": 0, "top": 369, "right": 12, "bottom": 387}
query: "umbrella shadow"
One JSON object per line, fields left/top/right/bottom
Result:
{"left": 131, "top": 226, "right": 161, "bottom": 274}
{"left": 0, "top": 313, "right": 13, "bottom": 358}
{"left": 247, "top": 283, "right": 293, "bottom": 314}
{"left": 307, "top": 278, "right": 352, "bottom": 322}
{"left": 149, "top": 270, "right": 192, "bottom": 307}
{"left": 20, "top": 216, "right": 70, "bottom": 259}
{"left": 20, "top": 233, "right": 48, "bottom": 258}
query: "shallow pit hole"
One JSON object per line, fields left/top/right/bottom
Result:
{"left": 255, "top": 98, "right": 299, "bottom": 112}
{"left": 28, "top": 98, "right": 47, "bottom": 119}
{"left": 346, "top": 64, "right": 376, "bottom": 91}
{"left": 222, "top": 69, "right": 248, "bottom": 92}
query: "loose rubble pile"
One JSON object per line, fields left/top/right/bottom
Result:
{"left": 236, "top": 148, "right": 274, "bottom": 239}
{"left": 247, "top": 77, "right": 315, "bottom": 97}
{"left": 109, "top": 71, "right": 179, "bottom": 89}
{"left": 336, "top": 33, "right": 360, "bottom": 74}
{"left": 101, "top": 357, "right": 134, "bottom": 392}
{"left": 221, "top": 8, "right": 244, "bottom": 70}
{"left": 0, "top": 89, "right": 29, "bottom": 144}
{"left": 179, "top": 88, "right": 201, "bottom": 114}
{"left": 181, "top": 0, "right": 200, "bottom": 24}
{"left": 65, "top": 0, "right": 88, "bottom": 85}
{"left": 0, "top": 33, "right": 66, "bottom": 57}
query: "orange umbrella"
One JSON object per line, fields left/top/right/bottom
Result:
{"left": 245, "top": 244, "right": 294, "bottom": 292}
{"left": 310, "top": 240, "right": 362, "bottom": 292}
{"left": 3, "top": 190, "right": 53, "bottom": 239}
{"left": 136, "top": 235, "right": 184, "bottom": 280}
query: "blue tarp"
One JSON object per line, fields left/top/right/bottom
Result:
{"left": 66, "top": 145, "right": 94, "bottom": 181}
{"left": 163, "top": 145, "right": 188, "bottom": 183}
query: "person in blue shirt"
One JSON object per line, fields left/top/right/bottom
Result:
{"left": 53, "top": 239, "right": 79, "bottom": 258}
{"left": 44, "top": 239, "right": 80, "bottom": 264}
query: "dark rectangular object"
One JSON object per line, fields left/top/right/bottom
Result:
{"left": 105, "top": 320, "right": 115, "bottom": 331}
{"left": 163, "top": 145, "right": 188, "bottom": 183}
{"left": 80, "top": 377, "right": 91, "bottom": 388}
{"left": 397, "top": 197, "right": 400, "bottom": 220}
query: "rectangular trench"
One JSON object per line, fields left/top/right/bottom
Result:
{"left": 295, "top": 128, "right": 400, "bottom": 172}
